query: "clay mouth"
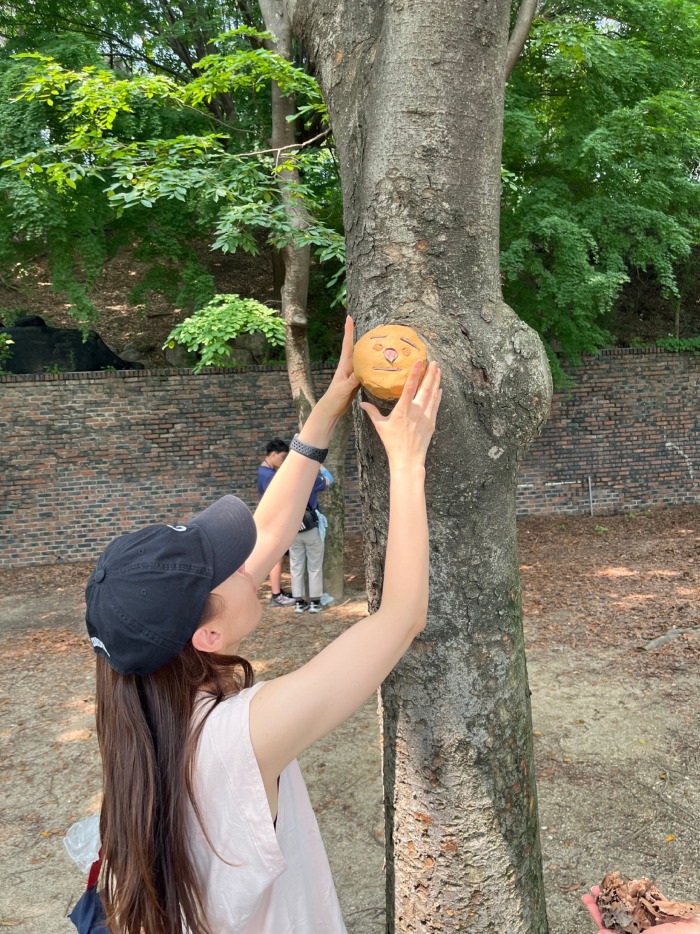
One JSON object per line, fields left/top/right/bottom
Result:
{"left": 373, "top": 367, "right": 400, "bottom": 372}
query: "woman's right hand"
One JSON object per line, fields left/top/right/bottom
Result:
{"left": 582, "top": 887, "right": 700, "bottom": 934}
{"left": 359, "top": 360, "right": 441, "bottom": 469}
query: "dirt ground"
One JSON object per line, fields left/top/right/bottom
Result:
{"left": 1, "top": 509, "right": 698, "bottom": 933}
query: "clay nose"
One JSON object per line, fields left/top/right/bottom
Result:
{"left": 384, "top": 347, "right": 398, "bottom": 363}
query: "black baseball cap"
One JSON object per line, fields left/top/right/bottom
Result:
{"left": 85, "top": 495, "right": 257, "bottom": 676}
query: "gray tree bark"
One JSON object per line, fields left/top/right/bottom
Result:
{"left": 284, "top": 0, "right": 552, "bottom": 930}
{"left": 505, "top": 0, "right": 539, "bottom": 79}
{"left": 319, "top": 411, "right": 352, "bottom": 599}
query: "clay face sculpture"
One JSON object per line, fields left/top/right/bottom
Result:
{"left": 353, "top": 324, "right": 427, "bottom": 401}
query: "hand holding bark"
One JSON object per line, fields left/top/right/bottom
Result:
{"left": 583, "top": 881, "right": 700, "bottom": 934}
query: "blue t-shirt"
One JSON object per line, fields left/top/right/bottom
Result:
{"left": 257, "top": 465, "right": 328, "bottom": 508}
{"left": 307, "top": 475, "right": 327, "bottom": 512}
{"left": 257, "top": 464, "right": 275, "bottom": 499}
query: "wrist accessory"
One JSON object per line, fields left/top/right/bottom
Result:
{"left": 290, "top": 433, "right": 328, "bottom": 464}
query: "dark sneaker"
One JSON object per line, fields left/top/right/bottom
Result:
{"left": 294, "top": 601, "right": 309, "bottom": 614}
{"left": 308, "top": 601, "right": 322, "bottom": 614}
{"left": 269, "top": 593, "right": 296, "bottom": 607}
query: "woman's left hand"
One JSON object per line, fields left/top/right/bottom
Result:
{"left": 314, "top": 316, "right": 360, "bottom": 425}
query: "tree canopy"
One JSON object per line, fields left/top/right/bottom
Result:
{"left": 502, "top": 0, "right": 699, "bottom": 374}
{"left": 0, "top": 4, "right": 344, "bottom": 346}
{"left": 0, "top": 0, "right": 697, "bottom": 372}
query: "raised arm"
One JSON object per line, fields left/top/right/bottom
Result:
{"left": 247, "top": 316, "right": 359, "bottom": 586}
{"left": 250, "top": 360, "right": 442, "bottom": 781}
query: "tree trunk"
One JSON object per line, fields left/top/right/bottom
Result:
{"left": 286, "top": 0, "right": 552, "bottom": 930}
{"left": 505, "top": 0, "right": 539, "bottom": 80}
{"left": 259, "top": 0, "right": 316, "bottom": 421}
{"left": 320, "top": 411, "right": 352, "bottom": 600}
{"left": 259, "top": 0, "right": 347, "bottom": 596}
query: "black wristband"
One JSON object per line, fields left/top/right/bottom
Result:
{"left": 290, "top": 433, "right": 329, "bottom": 464}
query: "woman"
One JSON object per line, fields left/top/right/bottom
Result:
{"left": 84, "top": 317, "right": 442, "bottom": 933}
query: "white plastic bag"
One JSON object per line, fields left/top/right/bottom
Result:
{"left": 64, "top": 814, "right": 101, "bottom": 874}
{"left": 315, "top": 510, "right": 329, "bottom": 542}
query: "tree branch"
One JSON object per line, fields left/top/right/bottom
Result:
{"left": 48, "top": 126, "right": 331, "bottom": 175}
{"left": 505, "top": 0, "right": 538, "bottom": 79}
{"left": 216, "top": 126, "right": 331, "bottom": 162}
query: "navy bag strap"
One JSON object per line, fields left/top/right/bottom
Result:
{"left": 68, "top": 854, "right": 108, "bottom": 933}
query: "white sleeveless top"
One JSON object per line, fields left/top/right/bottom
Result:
{"left": 187, "top": 683, "right": 347, "bottom": 933}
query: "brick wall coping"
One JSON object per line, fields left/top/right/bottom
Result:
{"left": 0, "top": 347, "right": 694, "bottom": 384}
{"left": 595, "top": 347, "right": 695, "bottom": 356}
{"left": 0, "top": 362, "right": 336, "bottom": 383}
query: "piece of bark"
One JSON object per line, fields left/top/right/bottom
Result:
{"left": 597, "top": 871, "right": 700, "bottom": 932}
{"left": 641, "top": 628, "right": 700, "bottom": 651}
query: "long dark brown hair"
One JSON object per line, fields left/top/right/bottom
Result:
{"left": 95, "top": 594, "right": 254, "bottom": 934}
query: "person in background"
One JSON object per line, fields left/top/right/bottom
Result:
{"left": 290, "top": 462, "right": 333, "bottom": 614}
{"left": 257, "top": 439, "right": 295, "bottom": 607}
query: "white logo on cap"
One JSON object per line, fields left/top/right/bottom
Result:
{"left": 91, "top": 637, "right": 110, "bottom": 656}
{"left": 167, "top": 525, "right": 187, "bottom": 532}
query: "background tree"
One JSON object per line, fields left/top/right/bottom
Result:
{"left": 258, "top": 0, "right": 352, "bottom": 596}
{"left": 284, "top": 0, "right": 551, "bottom": 929}
{"left": 502, "top": 0, "right": 700, "bottom": 377}
{"left": 0, "top": 28, "right": 220, "bottom": 327}
{"left": 0, "top": 4, "right": 351, "bottom": 595}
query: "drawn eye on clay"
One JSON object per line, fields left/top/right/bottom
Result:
{"left": 353, "top": 324, "right": 428, "bottom": 401}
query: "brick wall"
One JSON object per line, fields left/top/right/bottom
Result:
{"left": 0, "top": 365, "right": 359, "bottom": 569}
{"left": 517, "top": 349, "right": 699, "bottom": 516}
{"left": 1, "top": 351, "right": 697, "bottom": 568}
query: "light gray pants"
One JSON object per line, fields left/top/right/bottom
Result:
{"left": 290, "top": 526, "right": 324, "bottom": 600}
